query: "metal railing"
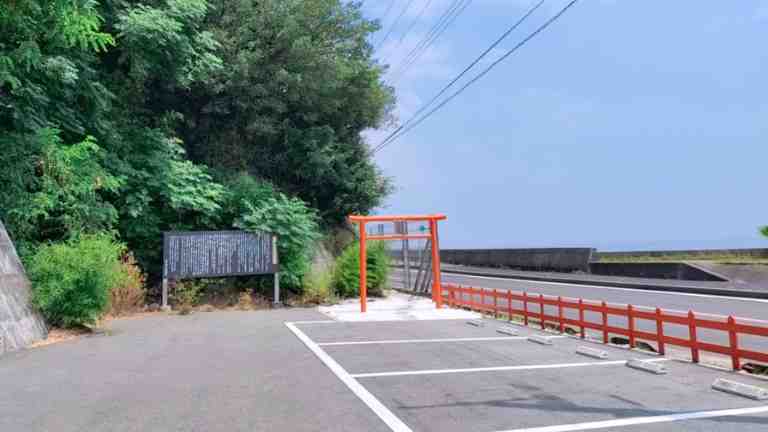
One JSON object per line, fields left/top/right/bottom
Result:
{"left": 444, "top": 284, "right": 768, "bottom": 370}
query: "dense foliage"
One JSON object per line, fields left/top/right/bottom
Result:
{"left": 761, "top": 226, "right": 768, "bottom": 238}
{"left": 179, "top": 0, "right": 394, "bottom": 224}
{"left": 235, "top": 183, "right": 321, "bottom": 291}
{"left": 27, "top": 234, "right": 125, "bottom": 327}
{"left": 333, "top": 241, "right": 390, "bottom": 298}
{"left": 1, "top": 0, "right": 394, "bottom": 292}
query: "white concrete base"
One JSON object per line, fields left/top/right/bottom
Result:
{"left": 318, "top": 292, "right": 480, "bottom": 322}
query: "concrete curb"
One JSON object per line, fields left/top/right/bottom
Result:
{"left": 441, "top": 267, "right": 768, "bottom": 300}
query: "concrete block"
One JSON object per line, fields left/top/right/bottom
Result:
{"left": 528, "top": 334, "right": 554, "bottom": 345}
{"left": 712, "top": 378, "right": 768, "bottom": 401}
{"left": 496, "top": 326, "right": 519, "bottom": 336}
{"left": 626, "top": 359, "right": 667, "bottom": 375}
{"left": 466, "top": 319, "right": 484, "bottom": 327}
{"left": 576, "top": 346, "right": 608, "bottom": 359}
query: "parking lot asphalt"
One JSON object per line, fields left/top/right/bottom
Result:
{"left": 294, "top": 316, "right": 768, "bottom": 432}
{"left": 2, "top": 308, "right": 767, "bottom": 432}
{"left": 0, "top": 310, "right": 389, "bottom": 432}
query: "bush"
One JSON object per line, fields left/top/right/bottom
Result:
{"left": 28, "top": 234, "right": 124, "bottom": 327}
{"left": 235, "top": 189, "right": 321, "bottom": 293}
{"left": 333, "top": 241, "right": 390, "bottom": 298}
{"left": 172, "top": 281, "right": 203, "bottom": 315}
{"left": 235, "top": 291, "right": 255, "bottom": 310}
{"left": 302, "top": 266, "right": 336, "bottom": 305}
{"left": 108, "top": 253, "right": 146, "bottom": 316}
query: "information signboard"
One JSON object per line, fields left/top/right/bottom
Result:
{"left": 163, "top": 231, "right": 277, "bottom": 279}
{"left": 161, "top": 230, "right": 279, "bottom": 308}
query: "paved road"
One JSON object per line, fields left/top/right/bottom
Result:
{"left": 438, "top": 263, "right": 768, "bottom": 297}
{"left": 299, "top": 317, "right": 768, "bottom": 432}
{"left": 0, "top": 310, "right": 389, "bottom": 432}
{"left": 391, "top": 269, "right": 768, "bottom": 355}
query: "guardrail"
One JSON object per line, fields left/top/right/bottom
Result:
{"left": 444, "top": 284, "right": 768, "bottom": 371}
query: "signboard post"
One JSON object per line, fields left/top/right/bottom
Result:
{"left": 162, "top": 231, "right": 279, "bottom": 310}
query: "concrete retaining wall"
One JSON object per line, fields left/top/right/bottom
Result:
{"left": 588, "top": 262, "right": 726, "bottom": 282}
{"left": 0, "top": 220, "right": 47, "bottom": 354}
{"left": 597, "top": 248, "right": 768, "bottom": 260}
{"left": 439, "top": 248, "right": 595, "bottom": 273}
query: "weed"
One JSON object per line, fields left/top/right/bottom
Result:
{"left": 173, "top": 281, "right": 202, "bottom": 315}
{"left": 108, "top": 253, "right": 146, "bottom": 316}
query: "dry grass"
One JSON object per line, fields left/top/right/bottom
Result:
{"left": 235, "top": 291, "right": 255, "bottom": 310}
{"left": 29, "top": 327, "right": 92, "bottom": 348}
{"left": 108, "top": 253, "right": 147, "bottom": 317}
{"left": 197, "top": 304, "right": 216, "bottom": 312}
{"left": 233, "top": 291, "right": 271, "bottom": 311}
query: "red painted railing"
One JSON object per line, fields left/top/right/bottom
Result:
{"left": 444, "top": 284, "right": 768, "bottom": 371}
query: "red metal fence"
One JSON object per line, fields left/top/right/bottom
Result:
{"left": 444, "top": 284, "right": 768, "bottom": 371}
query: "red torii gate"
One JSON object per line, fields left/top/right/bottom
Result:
{"left": 348, "top": 214, "right": 447, "bottom": 313}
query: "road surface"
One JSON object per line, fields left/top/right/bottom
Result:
{"left": 391, "top": 268, "right": 768, "bottom": 356}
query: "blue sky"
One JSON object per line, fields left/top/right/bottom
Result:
{"left": 361, "top": 0, "right": 768, "bottom": 251}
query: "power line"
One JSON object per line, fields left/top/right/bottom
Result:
{"left": 377, "top": 0, "right": 545, "bottom": 150}
{"left": 396, "top": 0, "right": 435, "bottom": 46}
{"left": 376, "top": 0, "right": 418, "bottom": 52}
{"left": 374, "top": 0, "right": 397, "bottom": 37}
{"left": 386, "top": 0, "right": 464, "bottom": 80}
{"left": 391, "top": 0, "right": 473, "bottom": 83}
{"left": 373, "top": 0, "right": 581, "bottom": 154}
{"left": 394, "top": 0, "right": 546, "bottom": 140}
{"left": 389, "top": 0, "right": 465, "bottom": 80}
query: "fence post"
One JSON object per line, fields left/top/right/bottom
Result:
{"left": 727, "top": 316, "right": 740, "bottom": 371}
{"left": 688, "top": 310, "right": 700, "bottom": 363}
{"left": 627, "top": 304, "right": 636, "bottom": 348}
{"left": 523, "top": 292, "right": 529, "bottom": 326}
{"left": 454, "top": 285, "right": 459, "bottom": 308}
{"left": 578, "top": 298, "right": 585, "bottom": 339}
{"left": 466, "top": 286, "right": 471, "bottom": 309}
{"left": 481, "top": 288, "right": 486, "bottom": 312}
{"left": 493, "top": 289, "right": 498, "bottom": 318}
{"left": 507, "top": 290, "right": 513, "bottom": 321}
{"left": 557, "top": 296, "right": 565, "bottom": 333}
{"left": 539, "top": 294, "right": 546, "bottom": 330}
{"left": 655, "top": 307, "right": 666, "bottom": 355}
{"left": 601, "top": 301, "right": 609, "bottom": 344}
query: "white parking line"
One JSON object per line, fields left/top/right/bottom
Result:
{"left": 318, "top": 336, "right": 567, "bottom": 346}
{"left": 495, "top": 405, "right": 768, "bottom": 432}
{"left": 284, "top": 322, "right": 413, "bottom": 432}
{"left": 289, "top": 320, "right": 339, "bottom": 324}
{"left": 351, "top": 358, "right": 669, "bottom": 378}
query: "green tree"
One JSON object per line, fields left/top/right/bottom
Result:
{"left": 0, "top": 1, "right": 118, "bottom": 254}
{"left": 761, "top": 226, "right": 768, "bottom": 238}
{"left": 332, "top": 241, "right": 390, "bottom": 298}
{"left": 176, "top": 0, "right": 395, "bottom": 225}
{"left": 235, "top": 187, "right": 321, "bottom": 291}
{"left": 1, "top": 0, "right": 395, "bottom": 290}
